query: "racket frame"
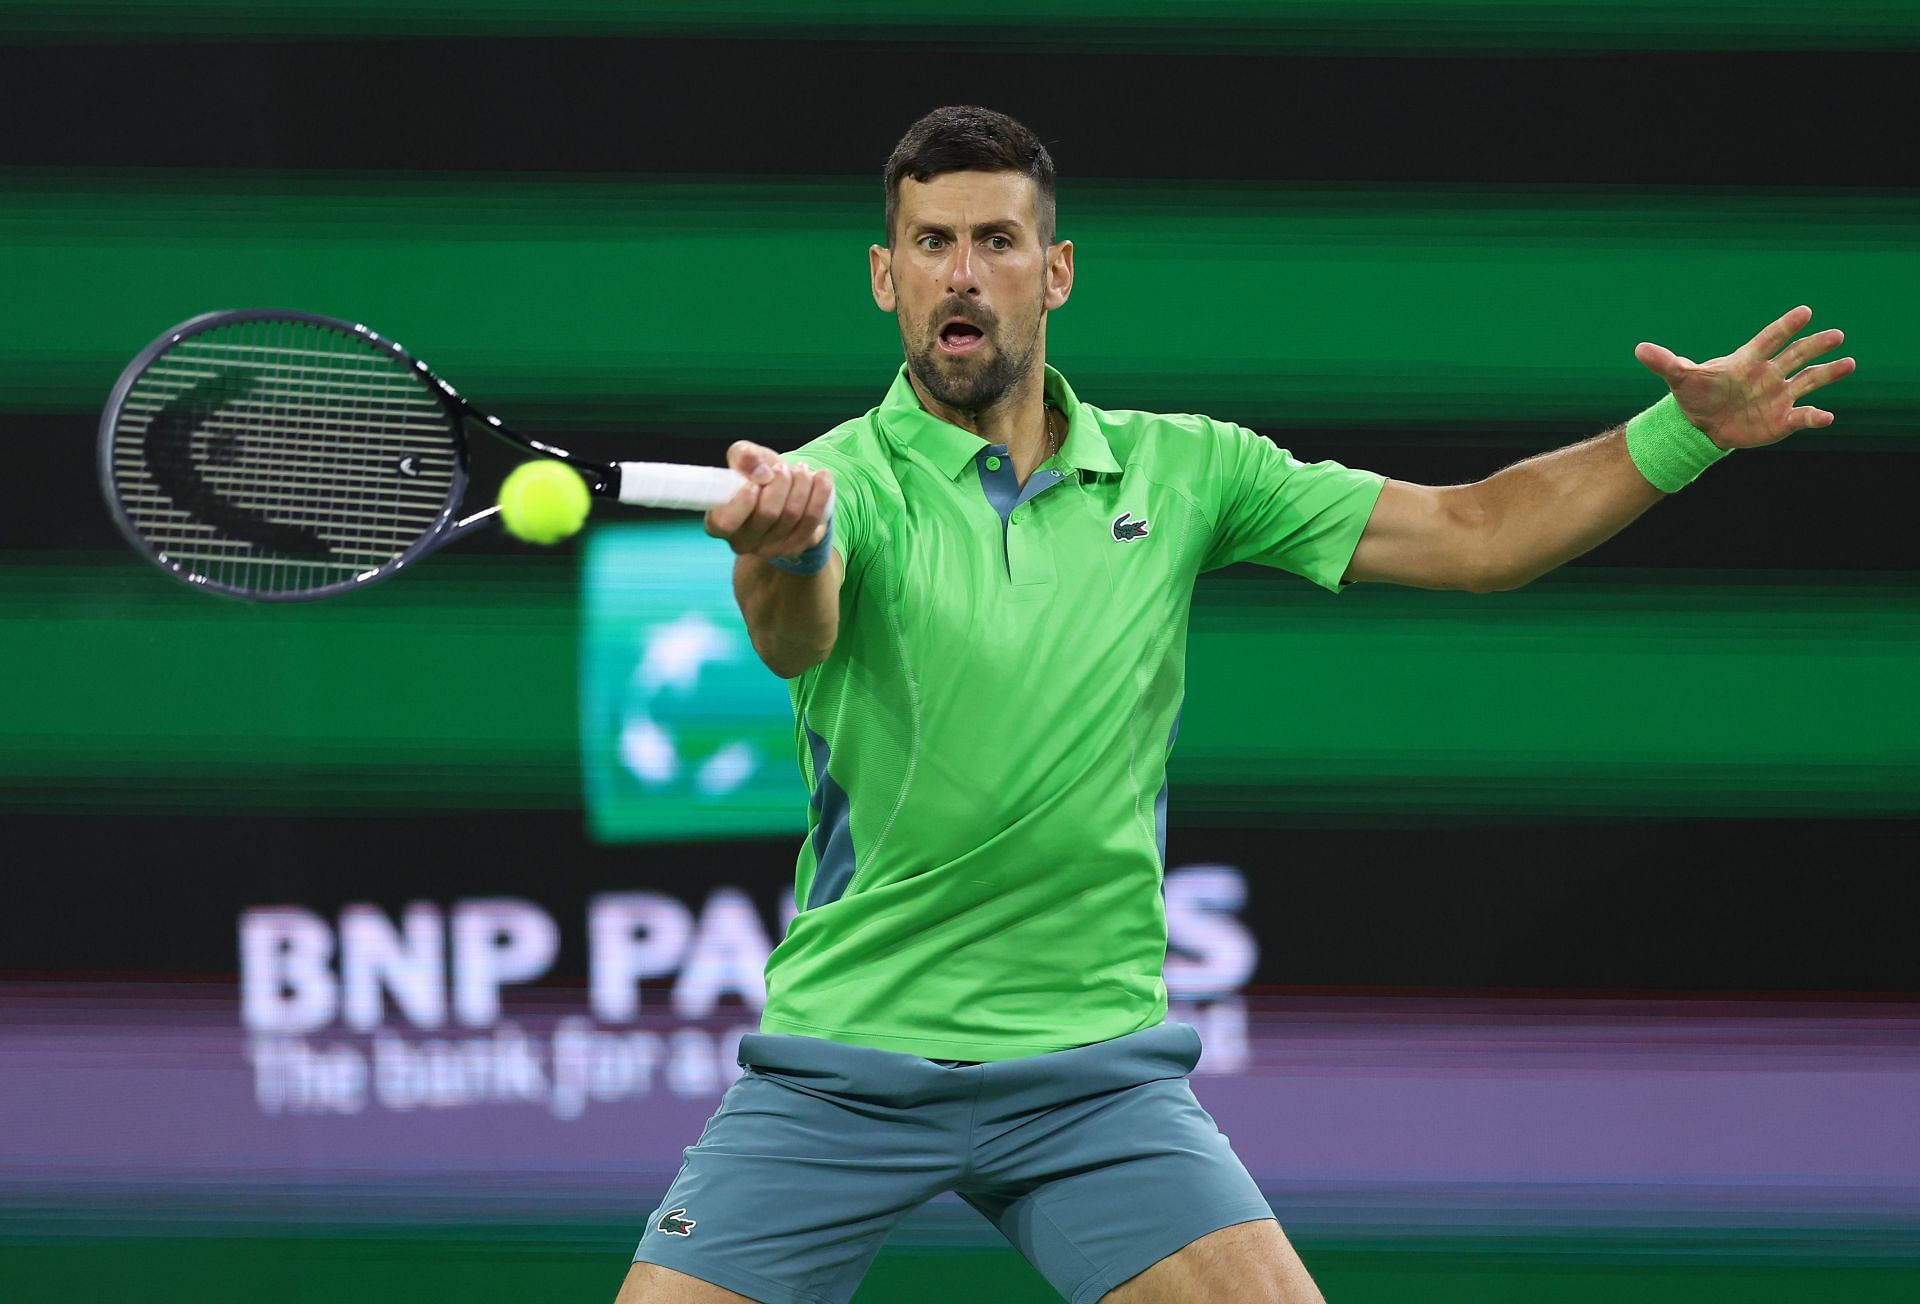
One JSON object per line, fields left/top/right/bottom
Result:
{"left": 99, "top": 308, "right": 624, "bottom": 602}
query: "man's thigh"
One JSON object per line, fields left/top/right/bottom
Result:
{"left": 1102, "top": 1218, "right": 1326, "bottom": 1304}
{"left": 616, "top": 1262, "right": 758, "bottom": 1304}
{"left": 629, "top": 1040, "right": 970, "bottom": 1304}
{"left": 961, "top": 1032, "right": 1280, "bottom": 1304}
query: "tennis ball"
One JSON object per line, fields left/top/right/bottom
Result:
{"left": 498, "top": 459, "right": 591, "bottom": 545}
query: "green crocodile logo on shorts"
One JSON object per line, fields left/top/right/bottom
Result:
{"left": 657, "top": 1208, "right": 697, "bottom": 1237}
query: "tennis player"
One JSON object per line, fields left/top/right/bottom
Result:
{"left": 616, "top": 107, "right": 1854, "bottom": 1304}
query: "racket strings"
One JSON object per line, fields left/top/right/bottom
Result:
{"left": 108, "top": 319, "right": 461, "bottom": 597}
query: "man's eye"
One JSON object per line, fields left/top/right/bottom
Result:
{"left": 987, "top": 236, "right": 1011, "bottom": 251}
{"left": 919, "top": 236, "right": 944, "bottom": 251}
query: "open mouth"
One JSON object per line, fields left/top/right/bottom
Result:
{"left": 937, "top": 318, "right": 986, "bottom": 355}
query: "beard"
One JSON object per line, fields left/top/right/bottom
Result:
{"left": 901, "top": 296, "right": 1044, "bottom": 416}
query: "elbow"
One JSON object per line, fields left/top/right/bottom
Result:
{"left": 1473, "top": 563, "right": 1525, "bottom": 595}
{"left": 1456, "top": 488, "right": 1513, "bottom": 594}
{"left": 759, "top": 653, "right": 824, "bottom": 680}
{"left": 1463, "top": 498, "right": 1530, "bottom": 594}
{"left": 752, "top": 633, "right": 834, "bottom": 680}
{"left": 1473, "top": 563, "right": 1516, "bottom": 594}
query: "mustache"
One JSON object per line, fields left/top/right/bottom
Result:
{"left": 930, "top": 300, "right": 997, "bottom": 333}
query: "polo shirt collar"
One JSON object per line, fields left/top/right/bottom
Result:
{"left": 877, "top": 363, "right": 1123, "bottom": 479}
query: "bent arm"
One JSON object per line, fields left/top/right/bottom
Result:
{"left": 735, "top": 551, "right": 842, "bottom": 679}
{"left": 705, "top": 441, "right": 840, "bottom": 677}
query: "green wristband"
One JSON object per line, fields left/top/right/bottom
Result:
{"left": 1625, "top": 392, "right": 1731, "bottom": 494}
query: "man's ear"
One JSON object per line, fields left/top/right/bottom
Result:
{"left": 1044, "top": 239, "right": 1075, "bottom": 312}
{"left": 869, "top": 244, "right": 896, "bottom": 312}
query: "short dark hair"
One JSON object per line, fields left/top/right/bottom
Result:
{"left": 883, "top": 106, "right": 1056, "bottom": 248}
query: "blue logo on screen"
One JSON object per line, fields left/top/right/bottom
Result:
{"left": 581, "top": 523, "right": 805, "bottom": 843}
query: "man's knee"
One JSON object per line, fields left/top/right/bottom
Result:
{"left": 613, "top": 1261, "right": 758, "bottom": 1304}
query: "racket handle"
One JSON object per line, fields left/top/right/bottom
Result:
{"left": 614, "top": 462, "right": 749, "bottom": 511}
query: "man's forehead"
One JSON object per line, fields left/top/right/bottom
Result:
{"left": 897, "top": 170, "right": 1038, "bottom": 228}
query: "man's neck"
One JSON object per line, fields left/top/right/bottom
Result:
{"left": 906, "top": 364, "right": 1056, "bottom": 484}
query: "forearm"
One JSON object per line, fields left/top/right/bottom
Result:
{"left": 735, "top": 552, "right": 842, "bottom": 678}
{"left": 1472, "top": 425, "right": 1666, "bottom": 591}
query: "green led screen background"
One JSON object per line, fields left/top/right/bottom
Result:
{"left": 3, "top": 4, "right": 1918, "bottom": 1302}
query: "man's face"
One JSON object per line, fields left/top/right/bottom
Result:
{"left": 869, "top": 170, "right": 1073, "bottom": 415}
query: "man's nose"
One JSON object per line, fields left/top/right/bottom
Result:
{"left": 946, "top": 244, "right": 981, "bottom": 296}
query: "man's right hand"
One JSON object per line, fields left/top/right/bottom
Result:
{"left": 705, "top": 441, "right": 836, "bottom": 562}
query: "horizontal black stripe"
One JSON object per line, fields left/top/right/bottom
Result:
{"left": 21, "top": 408, "right": 1917, "bottom": 568}
{"left": 2, "top": 39, "right": 1908, "bottom": 186}
{"left": 4, "top": 810, "right": 1915, "bottom": 991}
{"left": 1209, "top": 816, "right": 1920, "bottom": 994}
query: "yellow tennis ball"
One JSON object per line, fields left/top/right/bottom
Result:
{"left": 498, "top": 459, "right": 591, "bottom": 545}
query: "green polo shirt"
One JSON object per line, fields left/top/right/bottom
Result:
{"left": 762, "top": 363, "right": 1385, "bottom": 1061}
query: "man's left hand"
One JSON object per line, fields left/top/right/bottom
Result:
{"left": 1633, "top": 305, "right": 1857, "bottom": 450}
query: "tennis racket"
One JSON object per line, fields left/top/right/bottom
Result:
{"left": 98, "top": 309, "right": 749, "bottom": 602}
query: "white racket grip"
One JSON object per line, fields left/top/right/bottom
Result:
{"left": 614, "top": 462, "right": 749, "bottom": 511}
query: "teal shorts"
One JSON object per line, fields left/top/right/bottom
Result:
{"left": 631, "top": 1022, "right": 1274, "bottom": 1304}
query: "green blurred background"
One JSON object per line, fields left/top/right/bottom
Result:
{"left": 2, "top": 2, "right": 1917, "bottom": 1300}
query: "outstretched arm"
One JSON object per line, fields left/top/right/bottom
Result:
{"left": 1346, "top": 305, "right": 1857, "bottom": 593}
{"left": 1468, "top": 423, "right": 1664, "bottom": 592}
